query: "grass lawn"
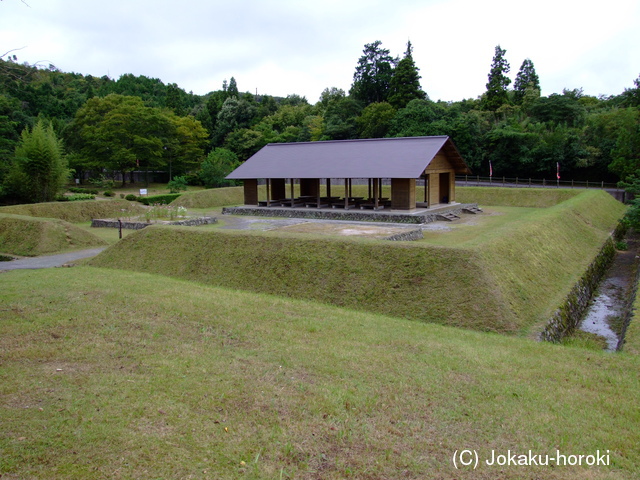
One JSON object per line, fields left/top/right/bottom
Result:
{"left": 0, "top": 267, "right": 638, "bottom": 479}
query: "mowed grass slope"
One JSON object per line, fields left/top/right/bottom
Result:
{"left": 1, "top": 267, "right": 638, "bottom": 480}
{"left": 456, "top": 186, "right": 582, "bottom": 207}
{"left": 0, "top": 199, "right": 145, "bottom": 223}
{"left": 89, "top": 226, "right": 516, "bottom": 332}
{"left": 171, "top": 186, "right": 244, "bottom": 209}
{"left": 465, "top": 189, "right": 626, "bottom": 335}
{"left": 90, "top": 189, "right": 624, "bottom": 334}
{"left": 0, "top": 213, "right": 107, "bottom": 256}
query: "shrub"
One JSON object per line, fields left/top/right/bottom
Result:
{"left": 69, "top": 187, "right": 99, "bottom": 195}
{"left": 199, "top": 148, "right": 240, "bottom": 188}
{"left": 103, "top": 190, "right": 115, "bottom": 197}
{"left": 57, "top": 193, "right": 96, "bottom": 202}
{"left": 138, "top": 193, "right": 181, "bottom": 205}
{"left": 125, "top": 194, "right": 138, "bottom": 201}
{"left": 167, "top": 176, "right": 188, "bottom": 193}
{"left": 68, "top": 193, "right": 96, "bottom": 201}
{"left": 89, "top": 175, "right": 116, "bottom": 189}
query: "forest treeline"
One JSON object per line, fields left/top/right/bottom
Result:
{"left": 0, "top": 41, "right": 639, "bottom": 203}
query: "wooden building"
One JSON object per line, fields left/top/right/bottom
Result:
{"left": 226, "top": 136, "right": 472, "bottom": 210}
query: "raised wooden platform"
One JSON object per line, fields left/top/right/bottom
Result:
{"left": 222, "top": 203, "right": 479, "bottom": 225}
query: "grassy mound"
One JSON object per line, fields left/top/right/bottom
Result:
{"left": 471, "top": 190, "right": 626, "bottom": 334}
{"left": 90, "top": 227, "right": 516, "bottom": 332}
{"left": 171, "top": 186, "right": 244, "bottom": 208}
{"left": 456, "top": 186, "right": 582, "bottom": 207}
{"left": 0, "top": 199, "right": 145, "bottom": 223}
{"left": 89, "top": 189, "right": 625, "bottom": 335}
{"left": 0, "top": 213, "right": 107, "bottom": 256}
{"left": 0, "top": 267, "right": 638, "bottom": 479}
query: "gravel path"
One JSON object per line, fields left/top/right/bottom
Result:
{"left": 0, "top": 247, "right": 107, "bottom": 272}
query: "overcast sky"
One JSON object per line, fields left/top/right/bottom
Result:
{"left": 1, "top": 0, "right": 639, "bottom": 103}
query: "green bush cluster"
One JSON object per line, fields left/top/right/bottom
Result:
{"left": 125, "top": 194, "right": 138, "bottom": 201}
{"left": 103, "top": 190, "right": 115, "bottom": 197}
{"left": 68, "top": 187, "right": 99, "bottom": 195}
{"left": 138, "top": 193, "right": 181, "bottom": 205}
{"left": 56, "top": 193, "right": 96, "bottom": 202}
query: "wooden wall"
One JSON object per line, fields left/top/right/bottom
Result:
{"left": 425, "top": 153, "right": 456, "bottom": 205}
{"left": 271, "top": 179, "right": 286, "bottom": 200}
{"left": 243, "top": 179, "right": 258, "bottom": 205}
{"left": 300, "top": 178, "right": 320, "bottom": 197}
{"left": 391, "top": 178, "right": 416, "bottom": 210}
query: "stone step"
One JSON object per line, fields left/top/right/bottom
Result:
{"left": 462, "top": 206, "right": 483, "bottom": 214}
{"left": 437, "top": 212, "right": 460, "bottom": 222}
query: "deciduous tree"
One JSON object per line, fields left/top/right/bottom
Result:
{"left": 356, "top": 102, "right": 396, "bottom": 138}
{"left": 199, "top": 148, "right": 240, "bottom": 188}
{"left": 70, "top": 95, "right": 171, "bottom": 185}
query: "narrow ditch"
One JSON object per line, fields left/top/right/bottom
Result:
{"left": 577, "top": 233, "right": 640, "bottom": 351}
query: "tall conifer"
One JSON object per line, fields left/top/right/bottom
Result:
{"left": 388, "top": 41, "right": 427, "bottom": 109}
{"left": 483, "top": 45, "right": 511, "bottom": 111}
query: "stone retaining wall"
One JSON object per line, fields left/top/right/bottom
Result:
{"left": 540, "top": 224, "right": 628, "bottom": 343}
{"left": 221, "top": 204, "right": 478, "bottom": 225}
{"left": 384, "top": 229, "right": 424, "bottom": 241}
{"left": 91, "top": 217, "right": 217, "bottom": 230}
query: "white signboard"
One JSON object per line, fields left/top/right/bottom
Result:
{"left": 139, "top": 189, "right": 148, "bottom": 196}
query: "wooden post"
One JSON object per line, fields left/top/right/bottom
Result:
{"left": 424, "top": 177, "right": 427, "bottom": 203}
{"left": 266, "top": 178, "right": 271, "bottom": 206}
{"left": 344, "top": 179, "right": 349, "bottom": 209}
{"left": 349, "top": 178, "right": 352, "bottom": 198}
{"left": 290, "top": 178, "right": 295, "bottom": 207}
{"left": 327, "top": 178, "right": 331, "bottom": 198}
{"left": 368, "top": 179, "right": 372, "bottom": 200}
{"left": 373, "top": 178, "right": 379, "bottom": 209}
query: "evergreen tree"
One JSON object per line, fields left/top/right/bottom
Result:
{"left": 388, "top": 41, "right": 427, "bottom": 109}
{"left": 513, "top": 59, "right": 540, "bottom": 105}
{"left": 350, "top": 41, "right": 398, "bottom": 105}
{"left": 5, "top": 120, "right": 69, "bottom": 203}
{"left": 482, "top": 45, "right": 511, "bottom": 111}
{"left": 227, "top": 77, "right": 239, "bottom": 97}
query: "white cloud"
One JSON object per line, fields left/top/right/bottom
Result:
{"left": 1, "top": 0, "right": 638, "bottom": 102}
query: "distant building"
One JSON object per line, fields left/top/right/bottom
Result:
{"left": 226, "top": 136, "right": 471, "bottom": 210}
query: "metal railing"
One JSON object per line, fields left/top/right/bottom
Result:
{"left": 456, "top": 175, "right": 621, "bottom": 190}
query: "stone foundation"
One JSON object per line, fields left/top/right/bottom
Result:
{"left": 221, "top": 204, "right": 479, "bottom": 225}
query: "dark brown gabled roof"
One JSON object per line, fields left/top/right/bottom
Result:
{"left": 226, "top": 136, "right": 472, "bottom": 179}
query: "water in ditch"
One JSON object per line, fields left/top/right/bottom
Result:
{"left": 578, "top": 236, "right": 639, "bottom": 351}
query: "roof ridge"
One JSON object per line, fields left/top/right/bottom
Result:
{"left": 265, "top": 136, "right": 450, "bottom": 147}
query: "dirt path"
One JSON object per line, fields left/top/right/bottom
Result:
{"left": 0, "top": 247, "right": 107, "bottom": 272}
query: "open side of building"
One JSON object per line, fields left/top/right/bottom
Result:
{"left": 226, "top": 136, "right": 472, "bottom": 211}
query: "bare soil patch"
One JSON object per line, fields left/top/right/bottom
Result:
{"left": 276, "top": 222, "right": 417, "bottom": 238}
